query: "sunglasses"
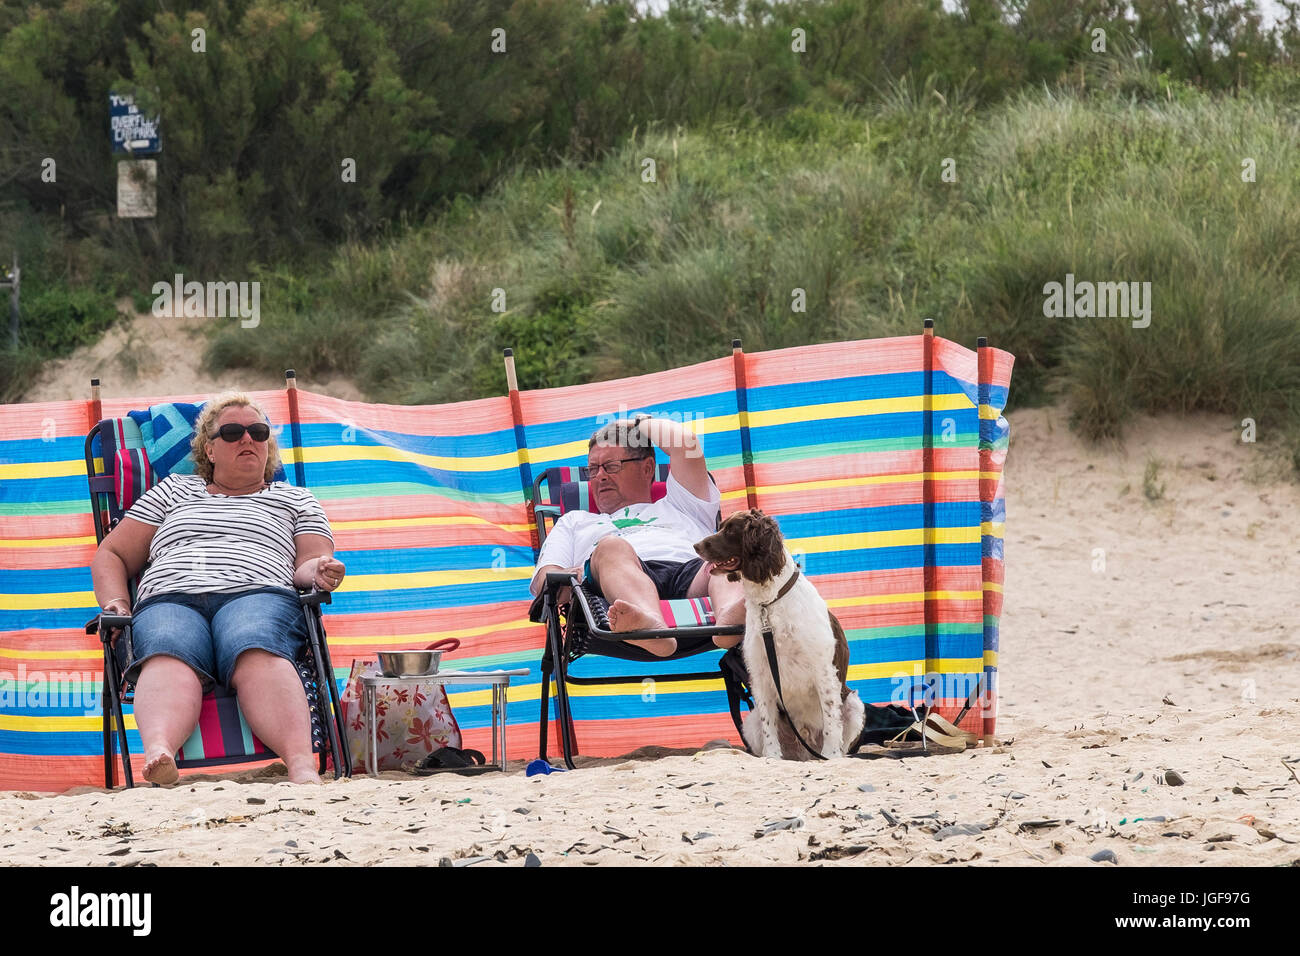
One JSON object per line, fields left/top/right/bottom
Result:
{"left": 211, "top": 422, "right": 271, "bottom": 443}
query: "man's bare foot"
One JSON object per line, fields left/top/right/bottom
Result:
{"left": 607, "top": 599, "right": 665, "bottom": 632}
{"left": 142, "top": 748, "right": 179, "bottom": 786}
{"left": 627, "top": 636, "right": 677, "bottom": 657}
{"left": 607, "top": 600, "right": 675, "bottom": 655}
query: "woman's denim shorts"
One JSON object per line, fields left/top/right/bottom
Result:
{"left": 125, "top": 588, "right": 308, "bottom": 691}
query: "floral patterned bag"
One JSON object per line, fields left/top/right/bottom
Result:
{"left": 339, "top": 639, "right": 463, "bottom": 773}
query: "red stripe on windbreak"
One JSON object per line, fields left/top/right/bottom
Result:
{"left": 190, "top": 697, "right": 223, "bottom": 761}
{"left": 660, "top": 602, "right": 677, "bottom": 627}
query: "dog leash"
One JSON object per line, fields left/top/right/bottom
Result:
{"left": 758, "top": 568, "right": 828, "bottom": 761}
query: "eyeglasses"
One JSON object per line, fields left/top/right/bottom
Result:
{"left": 586, "top": 457, "right": 646, "bottom": 476}
{"left": 211, "top": 422, "right": 271, "bottom": 443}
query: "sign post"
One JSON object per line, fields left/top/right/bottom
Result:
{"left": 110, "top": 92, "right": 161, "bottom": 219}
{"left": 1, "top": 253, "right": 17, "bottom": 348}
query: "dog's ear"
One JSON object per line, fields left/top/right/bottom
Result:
{"left": 740, "top": 511, "right": 785, "bottom": 584}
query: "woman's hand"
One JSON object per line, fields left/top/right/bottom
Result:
{"left": 312, "top": 555, "right": 346, "bottom": 592}
{"left": 99, "top": 598, "right": 131, "bottom": 646}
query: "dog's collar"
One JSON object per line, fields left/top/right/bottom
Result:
{"left": 758, "top": 567, "right": 800, "bottom": 624}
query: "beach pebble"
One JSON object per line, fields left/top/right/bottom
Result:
{"left": 1090, "top": 849, "right": 1118, "bottom": 864}
{"left": 524, "top": 852, "right": 541, "bottom": 867}
{"left": 1164, "top": 770, "right": 1185, "bottom": 786}
{"left": 858, "top": 784, "right": 876, "bottom": 792}
{"left": 755, "top": 817, "right": 804, "bottom": 837}
{"left": 934, "top": 823, "right": 987, "bottom": 840}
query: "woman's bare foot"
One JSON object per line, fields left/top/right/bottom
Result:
{"left": 142, "top": 747, "right": 179, "bottom": 786}
{"left": 283, "top": 756, "right": 322, "bottom": 785}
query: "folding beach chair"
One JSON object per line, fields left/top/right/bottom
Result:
{"left": 83, "top": 409, "right": 351, "bottom": 788}
{"left": 530, "top": 465, "right": 751, "bottom": 769}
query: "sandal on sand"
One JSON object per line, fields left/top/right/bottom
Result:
{"left": 412, "top": 747, "right": 493, "bottom": 776}
{"left": 884, "top": 713, "right": 978, "bottom": 753}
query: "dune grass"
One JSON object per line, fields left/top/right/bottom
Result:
{"left": 204, "top": 83, "right": 1300, "bottom": 470}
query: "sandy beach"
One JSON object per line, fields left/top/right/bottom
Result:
{"left": 3, "top": 405, "right": 1298, "bottom": 867}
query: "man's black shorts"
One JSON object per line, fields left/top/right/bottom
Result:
{"left": 582, "top": 555, "right": 705, "bottom": 601}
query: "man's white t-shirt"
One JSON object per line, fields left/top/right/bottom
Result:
{"left": 532, "top": 472, "right": 718, "bottom": 594}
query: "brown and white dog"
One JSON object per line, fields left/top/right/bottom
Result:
{"left": 695, "top": 510, "right": 865, "bottom": 760}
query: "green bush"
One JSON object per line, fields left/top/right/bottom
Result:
{"left": 20, "top": 286, "right": 120, "bottom": 355}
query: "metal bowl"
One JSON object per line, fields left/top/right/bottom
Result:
{"left": 376, "top": 650, "right": 443, "bottom": 677}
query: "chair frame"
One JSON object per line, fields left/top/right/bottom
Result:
{"left": 531, "top": 466, "right": 749, "bottom": 769}
{"left": 83, "top": 420, "right": 352, "bottom": 788}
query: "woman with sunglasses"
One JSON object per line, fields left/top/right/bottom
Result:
{"left": 90, "top": 393, "right": 345, "bottom": 785}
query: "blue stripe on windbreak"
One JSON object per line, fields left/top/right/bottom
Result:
{"left": 519, "top": 391, "right": 742, "bottom": 449}
{"left": 773, "top": 502, "right": 979, "bottom": 539}
{"left": 745, "top": 371, "right": 935, "bottom": 411}
{"left": 746, "top": 412, "right": 974, "bottom": 453}
{"left": 0, "top": 567, "right": 94, "bottom": 593}
{"left": 0, "top": 728, "right": 143, "bottom": 755}
{"left": 298, "top": 459, "right": 522, "bottom": 495}
{"left": 335, "top": 544, "right": 538, "bottom": 575}
{"left": 295, "top": 422, "right": 519, "bottom": 459}
{"left": 802, "top": 543, "right": 980, "bottom": 575}
{"left": 0, "top": 435, "right": 92, "bottom": 464}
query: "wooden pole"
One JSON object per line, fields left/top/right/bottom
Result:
{"left": 976, "top": 335, "right": 997, "bottom": 748}
{"left": 920, "top": 319, "right": 936, "bottom": 718}
{"left": 284, "top": 369, "right": 307, "bottom": 488}
{"left": 730, "top": 338, "right": 759, "bottom": 512}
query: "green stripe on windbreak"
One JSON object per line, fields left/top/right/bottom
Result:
{"left": 309, "top": 482, "right": 525, "bottom": 505}
{"left": 983, "top": 615, "right": 1000, "bottom": 627}
{"left": 845, "top": 622, "right": 983, "bottom": 643}
{"left": 751, "top": 433, "right": 980, "bottom": 465}
{"left": 0, "top": 499, "right": 90, "bottom": 517}
{"left": 239, "top": 704, "right": 257, "bottom": 756}
{"left": 703, "top": 452, "right": 742, "bottom": 470}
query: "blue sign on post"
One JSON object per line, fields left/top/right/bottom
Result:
{"left": 109, "top": 92, "right": 161, "bottom": 154}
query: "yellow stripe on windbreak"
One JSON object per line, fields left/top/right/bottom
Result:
{"left": 979, "top": 404, "right": 1001, "bottom": 420}
{"left": 753, "top": 471, "right": 979, "bottom": 498}
{"left": 785, "top": 525, "right": 980, "bottom": 554}
{"left": 984, "top": 651, "right": 999, "bottom": 667}
{"left": 299, "top": 443, "right": 520, "bottom": 473}
{"left": 0, "top": 591, "right": 99, "bottom": 611}
{"left": 844, "top": 657, "right": 985, "bottom": 682}
{"left": 331, "top": 516, "right": 533, "bottom": 534}
{"left": 0, "top": 459, "right": 86, "bottom": 481}
{"left": 745, "top": 393, "right": 974, "bottom": 429}
{"left": 827, "top": 590, "right": 982, "bottom": 609}
{"left": 518, "top": 412, "right": 743, "bottom": 466}
{"left": 328, "top": 618, "right": 538, "bottom": 648}
{"left": 0, "top": 714, "right": 137, "bottom": 733}
{"left": 341, "top": 566, "right": 534, "bottom": 592}
{"left": 980, "top": 522, "right": 1006, "bottom": 538}
{"left": 983, "top": 582, "right": 1003, "bottom": 594}
{"left": 0, "top": 535, "right": 97, "bottom": 549}
{"left": 0, "top": 647, "right": 100, "bottom": 661}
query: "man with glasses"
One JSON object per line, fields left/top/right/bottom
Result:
{"left": 530, "top": 415, "right": 744, "bottom": 657}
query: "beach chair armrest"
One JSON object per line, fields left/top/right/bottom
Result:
{"left": 298, "top": 589, "right": 332, "bottom": 608}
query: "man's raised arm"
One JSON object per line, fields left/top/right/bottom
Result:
{"left": 632, "top": 414, "right": 710, "bottom": 501}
